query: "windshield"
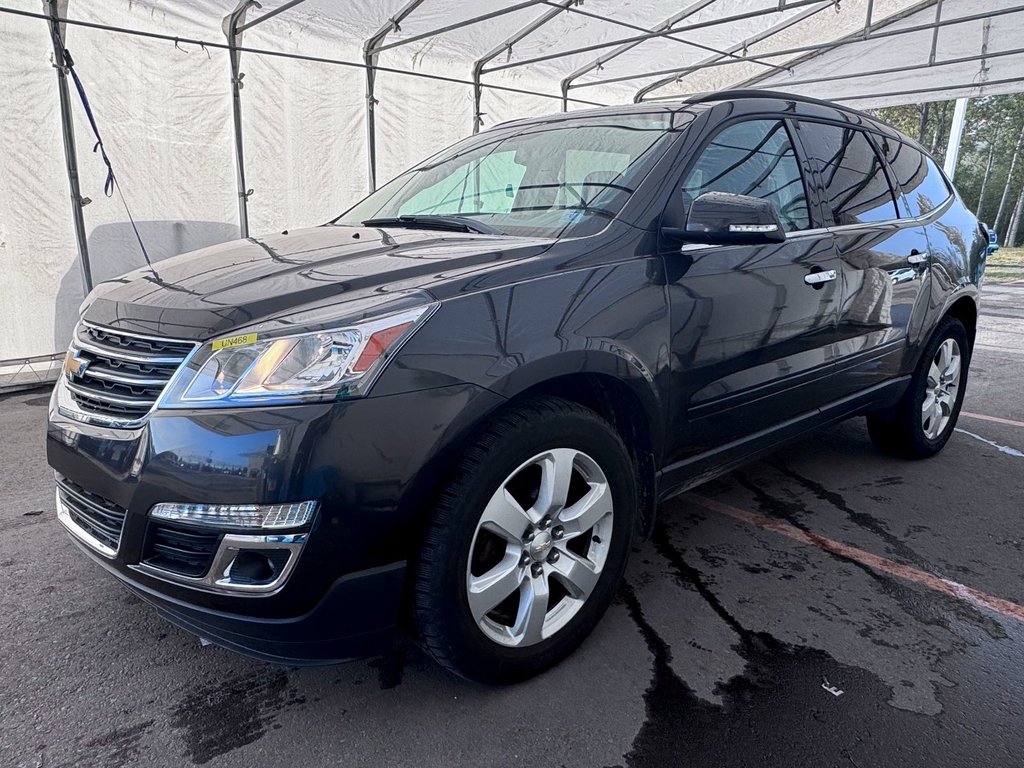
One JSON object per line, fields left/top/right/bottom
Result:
{"left": 335, "top": 113, "right": 682, "bottom": 239}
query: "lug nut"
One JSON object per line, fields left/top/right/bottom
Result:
{"left": 520, "top": 552, "right": 531, "bottom": 566}
{"left": 552, "top": 525, "right": 564, "bottom": 540}
{"left": 531, "top": 563, "right": 543, "bottom": 578}
{"left": 547, "top": 550, "right": 560, "bottom": 563}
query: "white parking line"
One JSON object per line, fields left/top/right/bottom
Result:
{"left": 954, "top": 428, "right": 1024, "bottom": 458}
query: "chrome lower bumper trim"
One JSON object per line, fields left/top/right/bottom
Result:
{"left": 130, "top": 533, "right": 308, "bottom": 596}
{"left": 56, "top": 488, "right": 119, "bottom": 559}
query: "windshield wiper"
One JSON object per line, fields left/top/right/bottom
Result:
{"left": 361, "top": 215, "right": 504, "bottom": 236}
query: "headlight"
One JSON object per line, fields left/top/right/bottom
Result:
{"left": 158, "top": 305, "right": 434, "bottom": 408}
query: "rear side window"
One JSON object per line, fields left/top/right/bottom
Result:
{"left": 798, "top": 121, "right": 898, "bottom": 226}
{"left": 681, "top": 119, "right": 810, "bottom": 232}
{"left": 881, "top": 139, "right": 952, "bottom": 217}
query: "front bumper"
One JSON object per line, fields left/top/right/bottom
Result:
{"left": 47, "top": 377, "right": 505, "bottom": 662}
{"left": 68, "top": 530, "right": 406, "bottom": 664}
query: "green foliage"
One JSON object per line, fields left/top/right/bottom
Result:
{"left": 868, "top": 94, "right": 1024, "bottom": 245}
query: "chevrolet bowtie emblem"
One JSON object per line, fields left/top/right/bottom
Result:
{"left": 64, "top": 349, "right": 91, "bottom": 379}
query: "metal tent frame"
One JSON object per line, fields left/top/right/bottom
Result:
{"left": 8, "top": 0, "right": 1022, "bottom": 296}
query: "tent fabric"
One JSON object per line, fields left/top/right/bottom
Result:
{"left": 1, "top": 0, "right": 1021, "bottom": 371}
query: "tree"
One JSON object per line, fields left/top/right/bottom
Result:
{"left": 995, "top": 122, "right": 1024, "bottom": 238}
{"left": 872, "top": 94, "right": 1024, "bottom": 243}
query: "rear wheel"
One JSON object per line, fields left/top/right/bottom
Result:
{"left": 413, "top": 396, "right": 636, "bottom": 684}
{"left": 867, "top": 316, "right": 969, "bottom": 459}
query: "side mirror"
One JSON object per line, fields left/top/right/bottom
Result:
{"left": 667, "top": 191, "right": 787, "bottom": 245}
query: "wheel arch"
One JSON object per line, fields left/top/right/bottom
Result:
{"left": 493, "top": 367, "right": 661, "bottom": 539}
{"left": 944, "top": 294, "right": 978, "bottom": 351}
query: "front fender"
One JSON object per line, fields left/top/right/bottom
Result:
{"left": 375, "top": 259, "right": 670, "bottom": 458}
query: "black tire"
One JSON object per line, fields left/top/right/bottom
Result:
{"left": 867, "top": 315, "right": 970, "bottom": 459}
{"left": 413, "top": 396, "right": 637, "bottom": 684}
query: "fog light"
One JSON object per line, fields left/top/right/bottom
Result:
{"left": 229, "top": 551, "right": 276, "bottom": 583}
{"left": 150, "top": 500, "right": 317, "bottom": 530}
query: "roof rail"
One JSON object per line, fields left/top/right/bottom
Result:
{"left": 681, "top": 88, "right": 895, "bottom": 135}
{"left": 684, "top": 88, "right": 851, "bottom": 111}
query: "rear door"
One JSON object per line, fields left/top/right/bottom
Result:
{"left": 795, "top": 120, "right": 931, "bottom": 396}
{"left": 661, "top": 116, "right": 842, "bottom": 469}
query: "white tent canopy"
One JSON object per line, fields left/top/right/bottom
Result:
{"left": 1, "top": 0, "right": 1021, "bottom": 385}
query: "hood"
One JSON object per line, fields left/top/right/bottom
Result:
{"left": 82, "top": 225, "right": 553, "bottom": 339}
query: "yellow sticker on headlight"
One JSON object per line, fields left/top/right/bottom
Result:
{"left": 212, "top": 333, "right": 258, "bottom": 351}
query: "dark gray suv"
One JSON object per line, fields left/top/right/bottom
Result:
{"left": 48, "top": 91, "right": 987, "bottom": 683}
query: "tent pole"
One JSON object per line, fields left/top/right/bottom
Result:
{"left": 364, "top": 50, "right": 378, "bottom": 191}
{"left": 559, "top": 0, "right": 718, "bottom": 106}
{"left": 472, "top": 60, "right": 485, "bottom": 133}
{"left": 943, "top": 97, "right": 969, "bottom": 180}
{"left": 472, "top": 0, "right": 574, "bottom": 133}
{"left": 363, "top": 0, "right": 427, "bottom": 192}
{"left": 44, "top": 0, "right": 93, "bottom": 292}
{"left": 223, "top": 0, "right": 254, "bottom": 239}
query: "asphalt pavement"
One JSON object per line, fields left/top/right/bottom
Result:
{"left": 2, "top": 284, "right": 1023, "bottom": 768}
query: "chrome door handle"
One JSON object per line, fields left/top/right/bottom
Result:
{"left": 804, "top": 269, "right": 838, "bottom": 286}
{"left": 907, "top": 251, "right": 929, "bottom": 266}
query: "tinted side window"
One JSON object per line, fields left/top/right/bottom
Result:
{"left": 881, "top": 139, "right": 952, "bottom": 217}
{"left": 798, "top": 122, "right": 898, "bottom": 226}
{"left": 682, "top": 119, "right": 810, "bottom": 232}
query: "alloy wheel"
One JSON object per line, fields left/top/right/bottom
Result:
{"left": 922, "top": 337, "right": 961, "bottom": 441}
{"left": 465, "top": 448, "right": 613, "bottom": 648}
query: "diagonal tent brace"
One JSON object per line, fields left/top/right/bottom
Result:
{"left": 559, "top": 0, "right": 719, "bottom": 111}
{"left": 43, "top": 0, "right": 93, "bottom": 292}
{"left": 621, "top": 0, "right": 1023, "bottom": 101}
{"left": 579, "top": 0, "right": 938, "bottom": 93}
{"left": 235, "top": 0, "right": 308, "bottom": 33}
{"left": 553, "top": 0, "right": 790, "bottom": 109}
{"left": 731, "top": 0, "right": 940, "bottom": 91}
{"left": 724, "top": 2, "right": 1024, "bottom": 98}
{"left": 373, "top": 0, "right": 551, "bottom": 54}
{"left": 481, "top": 0, "right": 831, "bottom": 76}
{"left": 472, "top": 0, "right": 576, "bottom": 133}
{"left": 633, "top": 0, "right": 838, "bottom": 102}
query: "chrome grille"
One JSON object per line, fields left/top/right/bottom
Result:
{"left": 65, "top": 323, "right": 196, "bottom": 421}
{"left": 56, "top": 475, "right": 128, "bottom": 557}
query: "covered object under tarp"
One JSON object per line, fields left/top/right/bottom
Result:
{"left": 1, "top": 0, "right": 1022, "bottom": 386}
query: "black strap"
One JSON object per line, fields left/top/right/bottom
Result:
{"left": 51, "top": 26, "right": 153, "bottom": 268}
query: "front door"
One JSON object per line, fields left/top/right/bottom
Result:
{"left": 661, "top": 117, "right": 841, "bottom": 472}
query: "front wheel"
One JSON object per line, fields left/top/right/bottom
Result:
{"left": 413, "top": 396, "right": 636, "bottom": 684}
{"left": 867, "top": 316, "right": 969, "bottom": 459}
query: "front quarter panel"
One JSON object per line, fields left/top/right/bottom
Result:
{"left": 374, "top": 254, "right": 671, "bottom": 461}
